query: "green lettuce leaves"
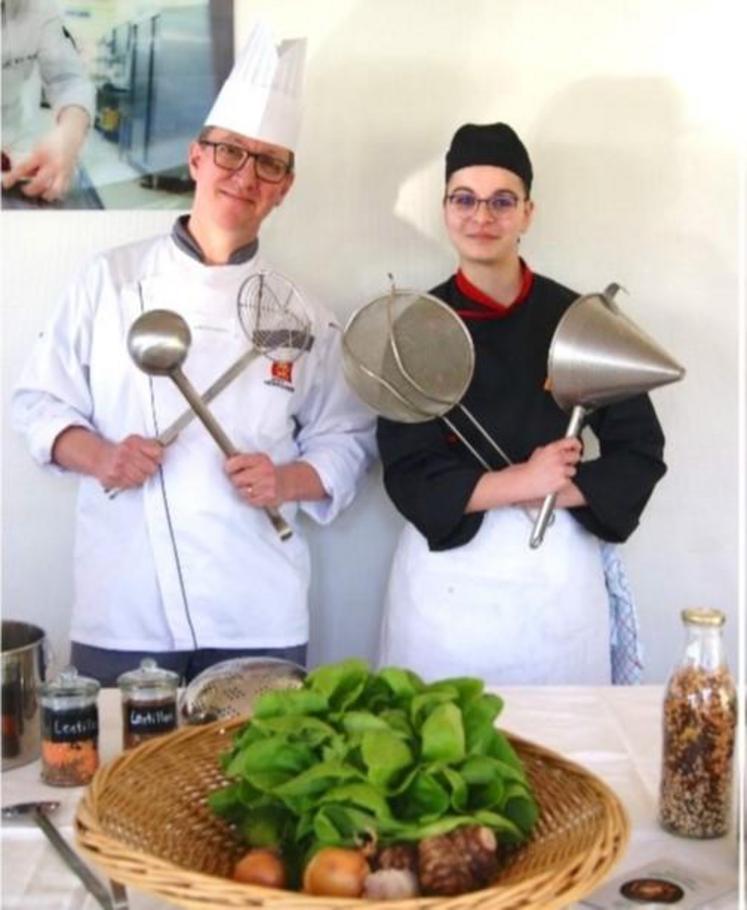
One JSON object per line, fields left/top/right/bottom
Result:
{"left": 209, "top": 659, "right": 537, "bottom": 861}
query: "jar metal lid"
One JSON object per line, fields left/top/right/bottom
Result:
{"left": 681, "top": 607, "right": 726, "bottom": 626}
{"left": 39, "top": 665, "right": 100, "bottom": 699}
{"left": 117, "top": 657, "right": 180, "bottom": 692}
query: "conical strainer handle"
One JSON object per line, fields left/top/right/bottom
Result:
{"left": 529, "top": 405, "right": 586, "bottom": 549}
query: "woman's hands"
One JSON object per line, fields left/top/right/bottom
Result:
{"left": 466, "top": 437, "right": 585, "bottom": 513}
{"left": 522, "top": 437, "right": 582, "bottom": 498}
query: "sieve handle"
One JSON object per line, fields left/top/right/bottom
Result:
{"left": 170, "top": 369, "right": 293, "bottom": 542}
{"left": 529, "top": 405, "right": 586, "bottom": 549}
{"left": 456, "top": 405, "right": 515, "bottom": 469}
{"left": 441, "top": 416, "right": 491, "bottom": 470}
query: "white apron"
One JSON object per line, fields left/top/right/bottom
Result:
{"left": 378, "top": 507, "right": 610, "bottom": 684}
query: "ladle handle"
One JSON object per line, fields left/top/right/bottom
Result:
{"left": 171, "top": 369, "right": 237, "bottom": 456}
{"left": 529, "top": 405, "right": 586, "bottom": 549}
{"left": 170, "top": 369, "right": 293, "bottom": 542}
{"left": 32, "top": 808, "right": 115, "bottom": 909}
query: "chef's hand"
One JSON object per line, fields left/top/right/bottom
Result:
{"left": 226, "top": 453, "right": 285, "bottom": 508}
{"left": 96, "top": 434, "right": 164, "bottom": 490}
{"left": 523, "top": 437, "right": 582, "bottom": 498}
{"left": 226, "top": 454, "right": 327, "bottom": 507}
{"left": 2, "top": 106, "right": 89, "bottom": 201}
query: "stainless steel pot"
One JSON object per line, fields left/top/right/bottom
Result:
{"left": 1, "top": 620, "right": 47, "bottom": 770}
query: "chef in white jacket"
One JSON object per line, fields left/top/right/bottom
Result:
{"left": 2, "top": 0, "right": 94, "bottom": 201}
{"left": 11, "top": 22, "right": 376, "bottom": 683}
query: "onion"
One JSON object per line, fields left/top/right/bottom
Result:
{"left": 364, "top": 868, "right": 420, "bottom": 900}
{"left": 303, "top": 846, "right": 371, "bottom": 897}
{"left": 233, "top": 848, "right": 287, "bottom": 888}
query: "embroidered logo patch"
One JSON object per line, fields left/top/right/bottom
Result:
{"left": 265, "top": 360, "right": 295, "bottom": 390}
{"left": 272, "top": 361, "right": 293, "bottom": 383}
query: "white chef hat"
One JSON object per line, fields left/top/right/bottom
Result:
{"left": 204, "top": 20, "right": 306, "bottom": 151}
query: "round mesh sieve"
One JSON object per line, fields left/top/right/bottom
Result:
{"left": 342, "top": 290, "right": 474, "bottom": 423}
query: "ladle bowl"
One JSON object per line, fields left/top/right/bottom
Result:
{"left": 127, "top": 309, "right": 191, "bottom": 375}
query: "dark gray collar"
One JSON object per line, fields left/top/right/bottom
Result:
{"left": 171, "top": 215, "right": 259, "bottom": 265}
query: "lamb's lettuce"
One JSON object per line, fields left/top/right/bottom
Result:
{"left": 209, "top": 659, "right": 538, "bottom": 863}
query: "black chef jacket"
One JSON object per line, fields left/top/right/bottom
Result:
{"left": 377, "top": 269, "right": 667, "bottom": 551}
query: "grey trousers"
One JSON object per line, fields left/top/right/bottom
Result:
{"left": 69, "top": 641, "right": 308, "bottom": 686}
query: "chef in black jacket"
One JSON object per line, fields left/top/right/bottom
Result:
{"left": 376, "top": 122, "right": 666, "bottom": 684}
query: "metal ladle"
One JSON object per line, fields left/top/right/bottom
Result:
{"left": 2, "top": 801, "right": 126, "bottom": 908}
{"left": 127, "top": 309, "right": 292, "bottom": 542}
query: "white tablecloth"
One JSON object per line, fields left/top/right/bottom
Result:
{"left": 1, "top": 687, "right": 739, "bottom": 909}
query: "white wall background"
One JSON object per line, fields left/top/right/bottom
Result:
{"left": 2, "top": 0, "right": 743, "bottom": 682}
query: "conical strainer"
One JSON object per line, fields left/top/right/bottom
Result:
{"left": 529, "top": 283, "right": 685, "bottom": 549}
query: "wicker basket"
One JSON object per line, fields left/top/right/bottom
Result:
{"left": 75, "top": 719, "right": 629, "bottom": 910}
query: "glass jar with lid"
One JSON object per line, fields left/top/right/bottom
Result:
{"left": 39, "top": 666, "right": 100, "bottom": 786}
{"left": 117, "top": 658, "right": 179, "bottom": 750}
{"left": 658, "top": 607, "right": 737, "bottom": 838}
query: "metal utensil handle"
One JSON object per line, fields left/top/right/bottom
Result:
{"left": 169, "top": 369, "right": 292, "bottom": 541}
{"left": 456, "top": 404, "right": 552, "bottom": 528}
{"left": 109, "top": 879, "right": 129, "bottom": 909}
{"left": 160, "top": 348, "right": 260, "bottom": 446}
{"left": 170, "top": 369, "right": 293, "bottom": 542}
{"left": 350, "top": 355, "right": 540, "bottom": 523}
{"left": 456, "top": 404, "right": 515, "bottom": 468}
{"left": 529, "top": 405, "right": 586, "bottom": 549}
{"left": 170, "top": 368, "right": 238, "bottom": 457}
{"left": 440, "top": 416, "right": 491, "bottom": 469}
{"left": 107, "top": 348, "right": 262, "bottom": 499}
{"left": 381, "top": 311, "right": 541, "bottom": 522}
{"left": 33, "top": 808, "right": 114, "bottom": 910}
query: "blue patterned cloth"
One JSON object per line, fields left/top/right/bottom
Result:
{"left": 601, "top": 543, "right": 644, "bottom": 684}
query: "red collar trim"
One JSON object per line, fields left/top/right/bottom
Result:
{"left": 455, "top": 261, "right": 534, "bottom": 320}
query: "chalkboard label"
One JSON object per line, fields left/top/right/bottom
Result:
{"left": 124, "top": 699, "right": 176, "bottom": 735}
{"left": 42, "top": 705, "right": 99, "bottom": 743}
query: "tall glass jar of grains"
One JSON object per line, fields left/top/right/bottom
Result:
{"left": 658, "top": 608, "right": 737, "bottom": 837}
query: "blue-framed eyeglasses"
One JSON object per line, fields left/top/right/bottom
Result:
{"left": 445, "top": 190, "right": 523, "bottom": 217}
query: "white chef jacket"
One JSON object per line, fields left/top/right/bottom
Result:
{"left": 378, "top": 507, "right": 611, "bottom": 684}
{"left": 2, "top": 0, "right": 95, "bottom": 151}
{"left": 11, "top": 233, "right": 376, "bottom": 652}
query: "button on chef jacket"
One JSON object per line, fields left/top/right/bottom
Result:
{"left": 11, "top": 227, "right": 376, "bottom": 652}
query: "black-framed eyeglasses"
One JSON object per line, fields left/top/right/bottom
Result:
{"left": 445, "top": 190, "right": 523, "bottom": 217}
{"left": 199, "top": 140, "right": 293, "bottom": 183}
